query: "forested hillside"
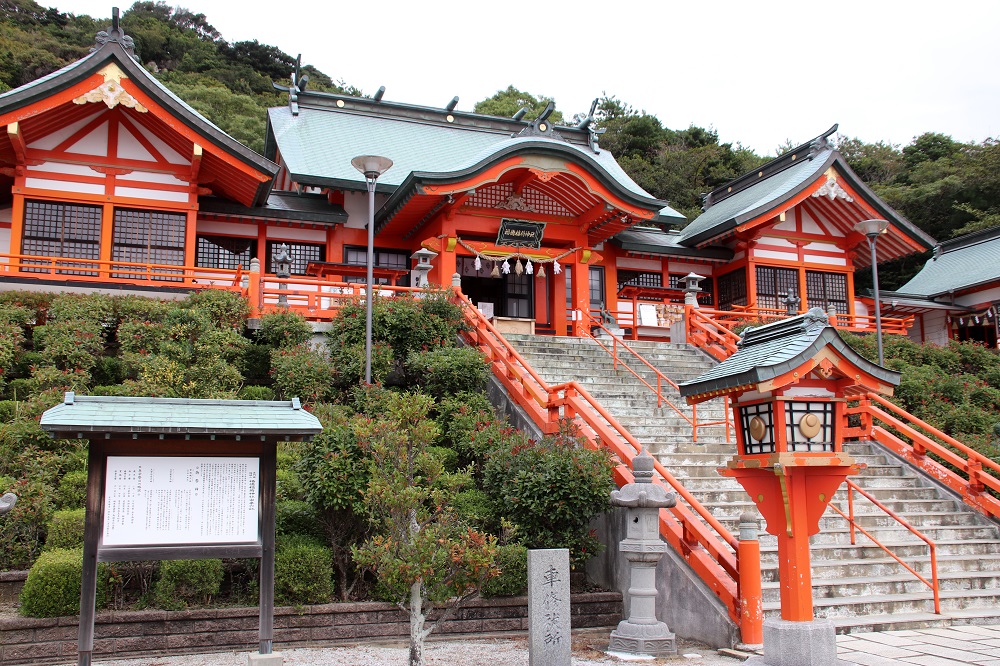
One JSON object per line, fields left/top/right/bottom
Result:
{"left": 4, "top": 0, "right": 1000, "bottom": 288}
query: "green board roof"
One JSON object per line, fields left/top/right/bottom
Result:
{"left": 678, "top": 309, "right": 899, "bottom": 398}
{"left": 266, "top": 94, "right": 684, "bottom": 223}
{"left": 41, "top": 394, "right": 323, "bottom": 438}
{"left": 896, "top": 226, "right": 1000, "bottom": 299}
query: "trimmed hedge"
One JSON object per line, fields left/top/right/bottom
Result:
{"left": 43, "top": 508, "right": 85, "bottom": 551}
{"left": 153, "top": 559, "right": 224, "bottom": 610}
{"left": 19, "top": 548, "right": 108, "bottom": 617}
{"left": 275, "top": 536, "right": 333, "bottom": 605}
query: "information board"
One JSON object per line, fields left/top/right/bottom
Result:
{"left": 103, "top": 456, "right": 260, "bottom": 546}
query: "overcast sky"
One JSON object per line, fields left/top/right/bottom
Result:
{"left": 55, "top": 0, "right": 1000, "bottom": 156}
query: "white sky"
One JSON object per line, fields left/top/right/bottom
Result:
{"left": 55, "top": 0, "right": 1000, "bottom": 156}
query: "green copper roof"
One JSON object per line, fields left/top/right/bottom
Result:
{"left": 41, "top": 394, "right": 322, "bottom": 438}
{"left": 676, "top": 150, "right": 834, "bottom": 246}
{"left": 678, "top": 309, "right": 899, "bottom": 398}
{"left": 266, "top": 97, "right": 683, "bottom": 223}
{"left": 897, "top": 226, "right": 1000, "bottom": 299}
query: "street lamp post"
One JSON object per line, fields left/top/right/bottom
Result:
{"left": 351, "top": 155, "right": 393, "bottom": 384}
{"left": 854, "top": 218, "right": 890, "bottom": 366}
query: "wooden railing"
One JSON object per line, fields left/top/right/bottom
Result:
{"left": 452, "top": 289, "right": 760, "bottom": 640}
{"left": 0, "top": 252, "right": 244, "bottom": 289}
{"left": 828, "top": 479, "right": 940, "bottom": 614}
{"left": 846, "top": 393, "right": 1000, "bottom": 520}
{"left": 684, "top": 306, "right": 914, "bottom": 361}
{"left": 587, "top": 317, "right": 732, "bottom": 443}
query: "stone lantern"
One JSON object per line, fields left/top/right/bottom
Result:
{"left": 678, "top": 308, "right": 900, "bottom": 666}
{"left": 0, "top": 492, "right": 16, "bottom": 516}
{"left": 607, "top": 450, "right": 678, "bottom": 658}
{"left": 272, "top": 243, "right": 293, "bottom": 308}
{"left": 411, "top": 247, "right": 438, "bottom": 288}
{"left": 681, "top": 272, "right": 705, "bottom": 307}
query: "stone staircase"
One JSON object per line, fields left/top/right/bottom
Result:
{"left": 505, "top": 334, "right": 1000, "bottom": 633}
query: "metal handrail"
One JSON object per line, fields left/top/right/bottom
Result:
{"left": 828, "top": 479, "right": 940, "bottom": 614}
{"left": 587, "top": 317, "right": 732, "bottom": 443}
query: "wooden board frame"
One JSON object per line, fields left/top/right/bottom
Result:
{"left": 78, "top": 437, "right": 278, "bottom": 666}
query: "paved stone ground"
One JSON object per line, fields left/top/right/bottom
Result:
{"left": 837, "top": 624, "right": 1000, "bottom": 666}
{"left": 74, "top": 630, "right": 741, "bottom": 665}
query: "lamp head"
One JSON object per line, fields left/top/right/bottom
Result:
{"left": 351, "top": 155, "right": 393, "bottom": 179}
{"left": 854, "top": 218, "right": 889, "bottom": 239}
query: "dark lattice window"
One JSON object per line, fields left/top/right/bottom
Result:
{"left": 589, "top": 267, "right": 605, "bottom": 310}
{"left": 716, "top": 269, "right": 747, "bottom": 311}
{"left": 739, "top": 402, "right": 775, "bottom": 455}
{"left": 806, "top": 271, "right": 848, "bottom": 315}
{"left": 669, "top": 273, "right": 714, "bottom": 305}
{"left": 268, "top": 241, "right": 323, "bottom": 276}
{"left": 343, "top": 246, "right": 410, "bottom": 286}
{"left": 785, "top": 401, "right": 835, "bottom": 452}
{"left": 112, "top": 208, "right": 185, "bottom": 281}
{"left": 617, "top": 270, "right": 662, "bottom": 291}
{"left": 755, "top": 266, "right": 799, "bottom": 312}
{"left": 197, "top": 236, "right": 255, "bottom": 271}
{"left": 21, "top": 200, "right": 102, "bottom": 275}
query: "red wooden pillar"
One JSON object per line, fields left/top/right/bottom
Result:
{"left": 550, "top": 266, "right": 567, "bottom": 336}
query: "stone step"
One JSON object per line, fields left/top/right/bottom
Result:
{"left": 764, "top": 588, "right": 1000, "bottom": 618}
{"left": 759, "top": 569, "right": 1000, "bottom": 602}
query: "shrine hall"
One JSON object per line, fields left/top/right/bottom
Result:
{"left": 0, "top": 17, "right": 958, "bottom": 343}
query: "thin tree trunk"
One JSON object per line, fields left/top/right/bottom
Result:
{"left": 409, "top": 580, "right": 425, "bottom": 666}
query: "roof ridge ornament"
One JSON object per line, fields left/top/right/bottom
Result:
{"left": 93, "top": 7, "right": 136, "bottom": 59}
{"left": 516, "top": 101, "right": 567, "bottom": 142}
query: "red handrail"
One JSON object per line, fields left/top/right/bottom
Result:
{"left": 450, "top": 290, "right": 759, "bottom": 638}
{"left": 846, "top": 393, "right": 1000, "bottom": 520}
{"left": 828, "top": 479, "right": 940, "bottom": 614}
{"left": 587, "top": 317, "right": 732, "bottom": 444}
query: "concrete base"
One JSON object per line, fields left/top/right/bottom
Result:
{"left": 745, "top": 618, "right": 849, "bottom": 666}
{"left": 248, "top": 652, "right": 283, "bottom": 666}
{"left": 609, "top": 619, "right": 677, "bottom": 657}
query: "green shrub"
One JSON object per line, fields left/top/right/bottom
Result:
{"left": 56, "top": 470, "right": 88, "bottom": 510}
{"left": 481, "top": 544, "right": 527, "bottom": 597}
{"left": 46, "top": 294, "right": 113, "bottom": 326}
{"left": 482, "top": 420, "right": 614, "bottom": 566}
{"left": 19, "top": 548, "right": 109, "bottom": 617}
{"left": 0, "top": 478, "right": 54, "bottom": 570}
{"left": 427, "top": 445, "right": 459, "bottom": 473}
{"left": 435, "top": 392, "right": 494, "bottom": 458}
{"left": 452, "top": 488, "right": 498, "bottom": 533}
{"left": 240, "top": 344, "right": 273, "bottom": 386}
{"left": 275, "top": 535, "right": 333, "bottom": 605}
{"left": 184, "top": 289, "right": 250, "bottom": 329}
{"left": 276, "top": 500, "right": 324, "bottom": 540}
{"left": 0, "top": 400, "right": 17, "bottom": 422}
{"left": 153, "top": 559, "right": 224, "bottom": 610}
{"left": 405, "top": 347, "right": 489, "bottom": 399}
{"left": 257, "top": 311, "right": 313, "bottom": 348}
{"left": 270, "top": 345, "right": 335, "bottom": 403}
{"left": 91, "top": 356, "right": 127, "bottom": 386}
{"left": 239, "top": 385, "right": 275, "bottom": 401}
{"left": 328, "top": 341, "right": 393, "bottom": 389}
{"left": 33, "top": 320, "right": 105, "bottom": 374}
{"left": 44, "top": 509, "right": 86, "bottom": 551}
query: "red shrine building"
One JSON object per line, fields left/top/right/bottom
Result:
{"left": 3, "top": 20, "right": 985, "bottom": 346}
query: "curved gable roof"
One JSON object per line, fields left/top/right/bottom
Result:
{"left": 0, "top": 36, "right": 277, "bottom": 206}
{"left": 677, "top": 128, "right": 935, "bottom": 256}
{"left": 897, "top": 226, "right": 1000, "bottom": 299}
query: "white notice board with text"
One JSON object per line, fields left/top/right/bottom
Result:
{"left": 103, "top": 456, "right": 260, "bottom": 546}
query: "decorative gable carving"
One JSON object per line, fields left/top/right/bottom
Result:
{"left": 73, "top": 79, "right": 148, "bottom": 113}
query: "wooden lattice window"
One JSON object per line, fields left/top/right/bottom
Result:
{"left": 197, "top": 235, "right": 255, "bottom": 271}
{"left": 755, "top": 266, "right": 799, "bottom": 312}
{"left": 716, "top": 269, "right": 747, "bottom": 311}
{"left": 112, "top": 208, "right": 185, "bottom": 281}
{"left": 267, "top": 241, "right": 323, "bottom": 276}
{"left": 806, "top": 271, "right": 848, "bottom": 315}
{"left": 21, "top": 200, "right": 102, "bottom": 275}
{"left": 617, "top": 270, "right": 662, "bottom": 291}
{"left": 343, "top": 246, "right": 410, "bottom": 286}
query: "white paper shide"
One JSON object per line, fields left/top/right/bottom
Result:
{"left": 103, "top": 456, "right": 260, "bottom": 546}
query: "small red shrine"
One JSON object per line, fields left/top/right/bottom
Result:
{"left": 679, "top": 308, "right": 900, "bottom": 663}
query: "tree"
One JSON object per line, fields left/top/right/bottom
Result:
{"left": 474, "top": 85, "right": 563, "bottom": 124}
{"left": 352, "top": 392, "right": 497, "bottom": 666}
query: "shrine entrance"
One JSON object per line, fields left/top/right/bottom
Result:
{"left": 458, "top": 256, "right": 536, "bottom": 320}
